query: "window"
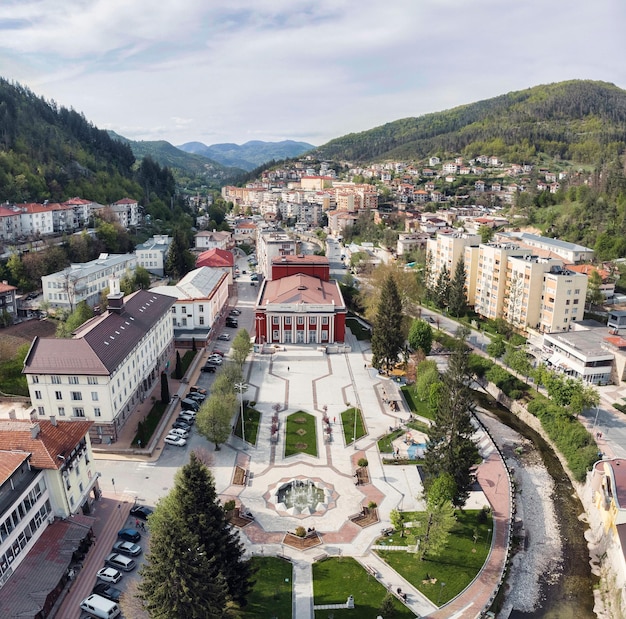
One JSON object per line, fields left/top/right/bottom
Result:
{"left": 71, "top": 392, "right": 82, "bottom": 401}
{"left": 171, "top": 307, "right": 176, "bottom": 313}
{"left": 73, "top": 407, "right": 85, "bottom": 418}
{"left": 272, "top": 330, "right": 279, "bottom": 340}
{"left": 309, "top": 317, "right": 316, "bottom": 325}
{"left": 69, "top": 376, "right": 79, "bottom": 384}
{"left": 297, "top": 317, "right": 304, "bottom": 325}
{"left": 37, "top": 406, "right": 45, "bottom": 416}
{"left": 182, "top": 318, "right": 187, "bottom": 326}
{"left": 199, "top": 304, "right": 204, "bottom": 312}
{"left": 181, "top": 306, "right": 187, "bottom": 313}
{"left": 91, "top": 392, "right": 98, "bottom": 401}
{"left": 75, "top": 464, "right": 80, "bottom": 476}
{"left": 55, "top": 391, "right": 62, "bottom": 400}
{"left": 273, "top": 317, "right": 279, "bottom": 325}
{"left": 94, "top": 407, "right": 101, "bottom": 417}
{"left": 32, "top": 376, "right": 39, "bottom": 384}
{"left": 87, "top": 377, "right": 98, "bottom": 385}
{"left": 51, "top": 376, "right": 61, "bottom": 384}
{"left": 285, "top": 317, "right": 291, "bottom": 325}
{"left": 199, "top": 316, "right": 204, "bottom": 325}
{"left": 322, "top": 317, "right": 329, "bottom": 325}
{"left": 58, "top": 407, "right": 65, "bottom": 416}
{"left": 574, "top": 289, "right": 580, "bottom": 295}
{"left": 34, "top": 390, "right": 42, "bottom": 399}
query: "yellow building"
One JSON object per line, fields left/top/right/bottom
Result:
{"left": 427, "top": 232, "right": 480, "bottom": 286}
{"left": 539, "top": 265, "right": 587, "bottom": 333}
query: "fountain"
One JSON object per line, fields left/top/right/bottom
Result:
{"left": 274, "top": 479, "right": 329, "bottom": 515}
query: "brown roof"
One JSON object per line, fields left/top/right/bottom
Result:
{"left": 196, "top": 248, "right": 234, "bottom": 268}
{"left": 0, "top": 419, "right": 93, "bottom": 469}
{"left": 271, "top": 255, "right": 330, "bottom": 265}
{"left": 0, "top": 282, "right": 16, "bottom": 294}
{"left": 259, "top": 274, "right": 345, "bottom": 308}
{"left": 24, "top": 289, "right": 175, "bottom": 375}
{"left": 0, "top": 451, "right": 31, "bottom": 485}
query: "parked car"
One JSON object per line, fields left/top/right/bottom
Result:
{"left": 117, "top": 528, "right": 141, "bottom": 543}
{"left": 210, "top": 350, "right": 225, "bottom": 357}
{"left": 112, "top": 540, "right": 142, "bottom": 556}
{"left": 169, "top": 427, "right": 189, "bottom": 438}
{"left": 164, "top": 434, "right": 187, "bottom": 447}
{"left": 229, "top": 309, "right": 241, "bottom": 316}
{"left": 226, "top": 320, "right": 239, "bottom": 327}
{"left": 96, "top": 567, "right": 123, "bottom": 584}
{"left": 176, "top": 415, "right": 195, "bottom": 426}
{"left": 80, "top": 593, "right": 121, "bottom": 618}
{"left": 218, "top": 333, "right": 231, "bottom": 341}
{"left": 187, "top": 392, "right": 206, "bottom": 403}
{"left": 201, "top": 363, "right": 216, "bottom": 373}
{"left": 178, "top": 410, "right": 196, "bottom": 421}
{"left": 172, "top": 420, "right": 192, "bottom": 431}
{"left": 207, "top": 356, "right": 223, "bottom": 365}
{"left": 189, "top": 386, "right": 207, "bottom": 395}
{"left": 180, "top": 398, "right": 199, "bottom": 412}
{"left": 92, "top": 582, "right": 122, "bottom": 603}
{"left": 250, "top": 273, "right": 259, "bottom": 281}
{"left": 129, "top": 505, "right": 153, "bottom": 521}
{"left": 105, "top": 553, "right": 136, "bottom": 572}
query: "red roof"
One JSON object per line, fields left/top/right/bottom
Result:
{"left": 0, "top": 282, "right": 16, "bottom": 294}
{"left": 0, "top": 451, "right": 30, "bottom": 485}
{"left": 196, "top": 248, "right": 234, "bottom": 268}
{"left": 259, "top": 273, "right": 345, "bottom": 307}
{"left": 114, "top": 197, "right": 138, "bottom": 205}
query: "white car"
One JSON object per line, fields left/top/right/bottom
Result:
{"left": 169, "top": 427, "right": 189, "bottom": 439}
{"left": 218, "top": 333, "right": 231, "bottom": 341}
{"left": 208, "top": 356, "right": 223, "bottom": 365}
{"left": 164, "top": 434, "right": 187, "bottom": 447}
{"left": 97, "top": 567, "right": 123, "bottom": 584}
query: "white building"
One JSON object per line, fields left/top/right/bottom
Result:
{"left": 194, "top": 230, "right": 232, "bottom": 250}
{"left": 42, "top": 253, "right": 137, "bottom": 310}
{"left": 256, "top": 228, "right": 297, "bottom": 279}
{"left": 135, "top": 235, "right": 172, "bottom": 276}
{"left": 23, "top": 284, "right": 175, "bottom": 443}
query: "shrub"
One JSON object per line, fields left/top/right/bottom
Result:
{"left": 358, "top": 458, "right": 369, "bottom": 467}
{"left": 294, "top": 526, "right": 306, "bottom": 538}
{"left": 223, "top": 500, "right": 236, "bottom": 512}
{"left": 367, "top": 501, "right": 378, "bottom": 509}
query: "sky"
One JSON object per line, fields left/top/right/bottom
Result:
{"left": 0, "top": 0, "right": 623, "bottom": 148}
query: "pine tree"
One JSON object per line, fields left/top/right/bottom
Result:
{"left": 160, "top": 371, "right": 170, "bottom": 404}
{"left": 174, "top": 351, "right": 183, "bottom": 379}
{"left": 434, "top": 263, "right": 450, "bottom": 310}
{"left": 139, "top": 453, "right": 253, "bottom": 615}
{"left": 423, "top": 329, "right": 479, "bottom": 506}
{"left": 371, "top": 274, "right": 404, "bottom": 371}
{"left": 166, "top": 228, "right": 195, "bottom": 280}
{"left": 448, "top": 259, "right": 467, "bottom": 317}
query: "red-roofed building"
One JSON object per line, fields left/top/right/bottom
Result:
{"left": 271, "top": 254, "right": 330, "bottom": 281}
{"left": 196, "top": 248, "right": 235, "bottom": 270}
{"left": 569, "top": 264, "right": 615, "bottom": 298}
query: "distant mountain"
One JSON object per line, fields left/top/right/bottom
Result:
{"left": 177, "top": 140, "right": 315, "bottom": 171}
{"left": 313, "top": 80, "right": 626, "bottom": 164}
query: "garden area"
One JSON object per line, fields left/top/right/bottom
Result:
{"left": 132, "top": 400, "right": 167, "bottom": 447}
{"left": 243, "top": 556, "right": 293, "bottom": 618}
{"left": 345, "top": 316, "right": 372, "bottom": 341}
{"left": 340, "top": 407, "right": 366, "bottom": 445}
{"left": 375, "top": 509, "right": 493, "bottom": 605}
{"left": 313, "top": 557, "right": 415, "bottom": 619}
{"left": 285, "top": 411, "right": 318, "bottom": 457}
{"left": 377, "top": 419, "right": 431, "bottom": 464}
{"left": 233, "top": 403, "right": 261, "bottom": 446}
{"left": 400, "top": 385, "right": 434, "bottom": 420}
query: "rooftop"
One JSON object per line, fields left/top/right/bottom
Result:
{"left": 259, "top": 273, "right": 345, "bottom": 308}
{"left": 42, "top": 253, "right": 136, "bottom": 282}
{"left": 152, "top": 267, "right": 228, "bottom": 301}
{"left": 196, "top": 248, "right": 234, "bottom": 269}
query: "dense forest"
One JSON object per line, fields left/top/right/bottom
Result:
{"left": 313, "top": 80, "right": 626, "bottom": 164}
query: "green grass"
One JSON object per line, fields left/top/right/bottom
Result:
{"left": 234, "top": 405, "right": 261, "bottom": 445}
{"left": 375, "top": 510, "right": 493, "bottom": 605}
{"left": 401, "top": 385, "right": 434, "bottom": 420}
{"left": 345, "top": 317, "right": 371, "bottom": 341}
{"left": 313, "top": 557, "right": 415, "bottom": 619}
{"left": 243, "top": 556, "right": 293, "bottom": 618}
{"left": 341, "top": 407, "right": 366, "bottom": 445}
{"left": 285, "top": 411, "right": 318, "bottom": 457}
{"left": 180, "top": 350, "right": 197, "bottom": 375}
{"left": 132, "top": 400, "right": 167, "bottom": 447}
{"left": 0, "top": 358, "right": 28, "bottom": 396}
{"left": 378, "top": 420, "right": 430, "bottom": 455}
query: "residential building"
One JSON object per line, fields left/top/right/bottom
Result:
{"left": 109, "top": 198, "right": 140, "bottom": 228}
{"left": 42, "top": 253, "right": 137, "bottom": 310}
{"left": 135, "top": 235, "right": 172, "bottom": 276}
{"left": 195, "top": 248, "right": 235, "bottom": 283}
{"left": 256, "top": 228, "right": 297, "bottom": 278}
{"left": 0, "top": 281, "right": 17, "bottom": 323}
{"left": 539, "top": 265, "right": 588, "bottom": 333}
{"left": 397, "top": 233, "right": 430, "bottom": 256}
{"left": 426, "top": 232, "right": 480, "bottom": 286}
{"left": 569, "top": 264, "right": 616, "bottom": 298}
{"left": 23, "top": 284, "right": 175, "bottom": 443}
{"left": 271, "top": 255, "right": 330, "bottom": 281}
{"left": 498, "top": 232, "right": 594, "bottom": 263}
{"left": 151, "top": 267, "right": 229, "bottom": 347}
{"left": 194, "top": 230, "right": 232, "bottom": 250}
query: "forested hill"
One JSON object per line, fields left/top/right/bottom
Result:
{"left": 314, "top": 80, "right": 626, "bottom": 164}
{"left": 0, "top": 78, "right": 144, "bottom": 204}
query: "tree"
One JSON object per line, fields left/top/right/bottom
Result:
{"left": 423, "top": 330, "right": 479, "bottom": 507}
{"left": 408, "top": 319, "right": 433, "bottom": 356}
{"left": 434, "top": 264, "right": 450, "bottom": 310}
{"left": 413, "top": 495, "right": 456, "bottom": 560}
{"left": 371, "top": 274, "right": 404, "bottom": 371}
{"left": 415, "top": 360, "right": 439, "bottom": 402}
{"left": 56, "top": 301, "right": 94, "bottom": 338}
{"left": 231, "top": 329, "right": 252, "bottom": 368}
{"left": 379, "top": 593, "right": 396, "bottom": 617}
{"left": 486, "top": 335, "right": 506, "bottom": 359}
{"left": 390, "top": 508, "right": 405, "bottom": 537}
{"left": 139, "top": 453, "right": 252, "bottom": 616}
{"left": 174, "top": 351, "right": 183, "bottom": 379}
{"left": 426, "top": 472, "right": 457, "bottom": 506}
{"left": 166, "top": 228, "right": 195, "bottom": 280}
{"left": 160, "top": 371, "right": 170, "bottom": 404}
{"left": 448, "top": 259, "right": 467, "bottom": 317}
{"left": 196, "top": 392, "right": 237, "bottom": 450}
{"left": 503, "top": 346, "right": 532, "bottom": 382}
{"left": 478, "top": 224, "right": 495, "bottom": 244}
{"left": 586, "top": 269, "right": 604, "bottom": 309}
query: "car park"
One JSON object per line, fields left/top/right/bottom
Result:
{"left": 105, "top": 553, "right": 136, "bottom": 572}
{"left": 218, "top": 333, "right": 231, "bottom": 341}
{"left": 200, "top": 363, "right": 216, "bottom": 373}
{"left": 164, "top": 434, "right": 187, "bottom": 447}
{"left": 117, "top": 528, "right": 141, "bottom": 543}
{"left": 80, "top": 593, "right": 121, "bottom": 618}
{"left": 112, "top": 540, "right": 142, "bottom": 556}
{"left": 92, "top": 582, "right": 122, "bottom": 603}
{"left": 169, "top": 427, "right": 189, "bottom": 438}
{"left": 96, "top": 567, "right": 123, "bottom": 584}
{"left": 130, "top": 505, "right": 153, "bottom": 521}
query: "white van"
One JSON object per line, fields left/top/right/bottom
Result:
{"left": 80, "top": 593, "right": 121, "bottom": 618}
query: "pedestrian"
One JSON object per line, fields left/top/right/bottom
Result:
{"left": 287, "top": 366, "right": 290, "bottom": 372}
{"left": 135, "top": 519, "right": 140, "bottom": 528}
{"left": 364, "top": 363, "right": 367, "bottom": 370}
{"left": 333, "top": 417, "right": 336, "bottom": 424}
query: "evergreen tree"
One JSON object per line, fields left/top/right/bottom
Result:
{"left": 160, "top": 371, "right": 170, "bottom": 404}
{"left": 423, "top": 329, "right": 479, "bottom": 506}
{"left": 434, "top": 263, "right": 450, "bottom": 310}
{"left": 139, "top": 453, "right": 252, "bottom": 617}
{"left": 371, "top": 274, "right": 404, "bottom": 371}
{"left": 192, "top": 337, "right": 197, "bottom": 352}
{"left": 166, "top": 228, "right": 195, "bottom": 280}
{"left": 174, "top": 351, "right": 183, "bottom": 379}
{"left": 448, "top": 259, "right": 467, "bottom": 317}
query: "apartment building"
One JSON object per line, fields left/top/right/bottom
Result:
{"left": 135, "top": 235, "right": 172, "bottom": 276}
{"left": 194, "top": 230, "right": 232, "bottom": 250}
{"left": 23, "top": 284, "right": 175, "bottom": 443}
{"left": 539, "top": 265, "right": 587, "bottom": 333}
{"left": 42, "top": 253, "right": 137, "bottom": 310}
{"left": 0, "top": 281, "right": 17, "bottom": 323}
{"left": 397, "top": 233, "right": 429, "bottom": 256}
{"left": 256, "top": 228, "right": 297, "bottom": 279}
{"left": 426, "top": 232, "right": 480, "bottom": 286}
{"left": 497, "top": 231, "right": 594, "bottom": 263}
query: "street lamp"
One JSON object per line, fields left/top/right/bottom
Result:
{"left": 255, "top": 315, "right": 264, "bottom": 345}
{"left": 437, "top": 581, "right": 446, "bottom": 605}
{"left": 353, "top": 407, "right": 358, "bottom": 450}
{"left": 235, "top": 382, "right": 248, "bottom": 449}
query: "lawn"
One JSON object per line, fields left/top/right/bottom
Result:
{"left": 401, "top": 385, "right": 434, "bottom": 420}
{"left": 285, "top": 411, "right": 318, "bottom": 457}
{"left": 180, "top": 350, "right": 197, "bottom": 375}
{"left": 243, "top": 556, "right": 293, "bottom": 618}
{"left": 340, "top": 407, "right": 366, "bottom": 445}
{"left": 234, "top": 405, "right": 261, "bottom": 445}
{"left": 132, "top": 400, "right": 167, "bottom": 447}
{"left": 375, "top": 510, "right": 493, "bottom": 605}
{"left": 377, "top": 418, "right": 430, "bottom": 456}
{"left": 345, "top": 317, "right": 371, "bottom": 341}
{"left": 313, "top": 557, "right": 414, "bottom": 619}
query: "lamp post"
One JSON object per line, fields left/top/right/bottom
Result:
{"left": 255, "top": 315, "right": 264, "bottom": 345}
{"left": 353, "top": 407, "right": 358, "bottom": 450}
{"left": 235, "top": 382, "right": 248, "bottom": 449}
{"left": 437, "top": 581, "right": 446, "bottom": 606}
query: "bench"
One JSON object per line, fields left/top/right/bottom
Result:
{"left": 233, "top": 466, "right": 247, "bottom": 486}
{"left": 365, "top": 564, "right": 377, "bottom": 578}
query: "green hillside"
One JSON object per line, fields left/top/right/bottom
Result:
{"left": 314, "top": 80, "right": 626, "bottom": 164}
